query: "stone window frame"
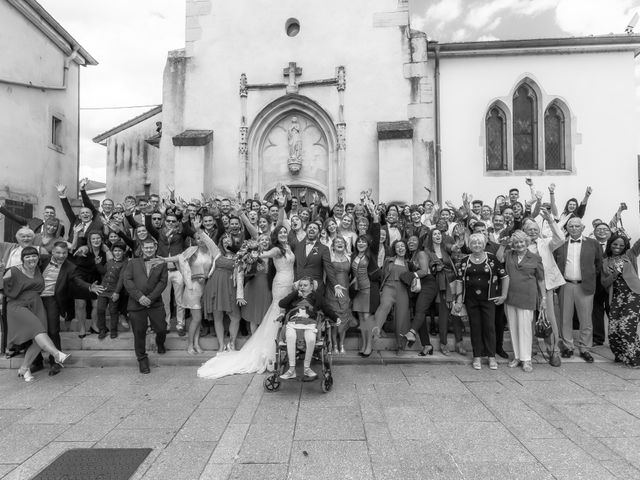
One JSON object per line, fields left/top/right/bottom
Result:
{"left": 49, "top": 111, "right": 65, "bottom": 153}
{"left": 484, "top": 76, "right": 574, "bottom": 177}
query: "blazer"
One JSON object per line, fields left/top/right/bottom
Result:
{"left": 292, "top": 239, "right": 336, "bottom": 287}
{"left": 601, "top": 238, "right": 640, "bottom": 302}
{"left": 123, "top": 257, "right": 168, "bottom": 311}
{"left": 553, "top": 236, "right": 602, "bottom": 295}
{"left": 60, "top": 196, "right": 104, "bottom": 244}
{"left": 39, "top": 258, "right": 92, "bottom": 314}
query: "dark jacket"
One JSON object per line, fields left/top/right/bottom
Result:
{"left": 39, "top": 258, "right": 92, "bottom": 315}
{"left": 292, "top": 239, "right": 337, "bottom": 287}
{"left": 123, "top": 257, "right": 168, "bottom": 311}
{"left": 278, "top": 290, "right": 338, "bottom": 322}
{"left": 553, "top": 237, "right": 602, "bottom": 295}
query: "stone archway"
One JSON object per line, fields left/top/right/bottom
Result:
{"left": 247, "top": 95, "right": 338, "bottom": 203}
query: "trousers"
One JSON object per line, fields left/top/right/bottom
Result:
{"left": 465, "top": 296, "right": 496, "bottom": 357}
{"left": 505, "top": 305, "right": 534, "bottom": 362}
{"left": 129, "top": 306, "right": 167, "bottom": 361}
{"left": 374, "top": 282, "right": 410, "bottom": 348}
{"left": 559, "top": 282, "right": 593, "bottom": 353}
{"left": 161, "top": 270, "right": 185, "bottom": 327}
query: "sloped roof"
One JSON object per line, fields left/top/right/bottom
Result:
{"left": 92, "top": 105, "right": 162, "bottom": 145}
{"left": 8, "top": 0, "right": 97, "bottom": 66}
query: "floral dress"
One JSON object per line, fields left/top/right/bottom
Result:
{"left": 609, "top": 257, "right": 640, "bottom": 366}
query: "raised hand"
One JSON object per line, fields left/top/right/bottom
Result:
{"left": 337, "top": 191, "right": 344, "bottom": 204}
{"left": 79, "top": 177, "right": 89, "bottom": 190}
{"left": 299, "top": 187, "right": 307, "bottom": 200}
{"left": 56, "top": 184, "right": 67, "bottom": 197}
{"left": 525, "top": 177, "right": 533, "bottom": 186}
{"left": 585, "top": 186, "right": 593, "bottom": 196}
{"left": 548, "top": 183, "right": 556, "bottom": 194}
{"left": 166, "top": 185, "right": 175, "bottom": 195}
{"left": 193, "top": 215, "right": 202, "bottom": 230}
{"left": 320, "top": 195, "right": 329, "bottom": 208}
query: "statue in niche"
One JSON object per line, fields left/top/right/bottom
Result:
{"left": 287, "top": 116, "right": 303, "bottom": 174}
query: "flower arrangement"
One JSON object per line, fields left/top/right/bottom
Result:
{"left": 235, "top": 239, "right": 262, "bottom": 274}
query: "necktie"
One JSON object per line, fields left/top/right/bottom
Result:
{"left": 570, "top": 239, "right": 581, "bottom": 244}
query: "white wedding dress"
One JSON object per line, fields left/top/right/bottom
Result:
{"left": 197, "top": 251, "right": 295, "bottom": 379}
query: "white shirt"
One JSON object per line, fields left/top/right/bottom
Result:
{"left": 7, "top": 246, "right": 23, "bottom": 268}
{"left": 387, "top": 225, "right": 401, "bottom": 245}
{"left": 305, "top": 242, "right": 315, "bottom": 257}
{"left": 565, "top": 237, "right": 583, "bottom": 281}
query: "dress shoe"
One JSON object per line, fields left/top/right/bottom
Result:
{"left": 549, "top": 352, "right": 561, "bottom": 367}
{"left": 177, "top": 326, "right": 186, "bottom": 337}
{"left": 580, "top": 351, "right": 594, "bottom": 363}
{"left": 560, "top": 349, "right": 573, "bottom": 359}
{"left": 496, "top": 348, "right": 509, "bottom": 359}
{"left": 110, "top": 332, "right": 118, "bottom": 339}
{"left": 98, "top": 330, "right": 108, "bottom": 340}
{"left": 488, "top": 357, "right": 498, "bottom": 370}
{"left": 138, "top": 357, "right": 150, "bottom": 374}
{"left": 472, "top": 357, "right": 482, "bottom": 370}
{"left": 49, "top": 363, "right": 62, "bottom": 376}
{"left": 89, "top": 327, "right": 100, "bottom": 335}
{"left": 157, "top": 343, "right": 166, "bottom": 354}
{"left": 440, "top": 344, "right": 450, "bottom": 356}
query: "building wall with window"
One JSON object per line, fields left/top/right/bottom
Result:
{"left": 439, "top": 50, "right": 638, "bottom": 236}
{"left": 0, "top": 0, "right": 96, "bottom": 240}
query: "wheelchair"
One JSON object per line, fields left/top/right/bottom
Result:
{"left": 263, "top": 311, "right": 334, "bottom": 393}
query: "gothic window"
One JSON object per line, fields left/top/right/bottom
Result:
{"left": 486, "top": 106, "right": 507, "bottom": 171}
{"left": 512, "top": 84, "right": 537, "bottom": 170}
{"left": 544, "top": 103, "right": 565, "bottom": 170}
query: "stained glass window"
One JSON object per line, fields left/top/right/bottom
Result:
{"left": 513, "top": 84, "right": 537, "bottom": 170}
{"left": 545, "top": 104, "right": 565, "bottom": 170}
{"left": 486, "top": 107, "right": 507, "bottom": 171}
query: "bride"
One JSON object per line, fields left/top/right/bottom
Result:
{"left": 197, "top": 225, "right": 294, "bottom": 379}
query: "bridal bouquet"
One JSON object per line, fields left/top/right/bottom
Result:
{"left": 235, "top": 239, "right": 262, "bottom": 274}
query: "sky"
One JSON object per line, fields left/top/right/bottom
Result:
{"left": 38, "top": 0, "right": 640, "bottom": 183}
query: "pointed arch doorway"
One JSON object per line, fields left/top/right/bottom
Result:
{"left": 247, "top": 94, "right": 338, "bottom": 204}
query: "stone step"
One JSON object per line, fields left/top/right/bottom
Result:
{"left": 0, "top": 346, "right": 613, "bottom": 370}
{"left": 62, "top": 330, "right": 511, "bottom": 353}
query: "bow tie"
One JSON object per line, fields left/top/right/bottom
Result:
{"left": 570, "top": 239, "right": 581, "bottom": 244}
{"left": 306, "top": 241, "right": 316, "bottom": 246}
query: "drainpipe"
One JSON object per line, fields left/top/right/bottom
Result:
{"left": 434, "top": 43, "right": 442, "bottom": 203}
{"left": 0, "top": 46, "right": 79, "bottom": 90}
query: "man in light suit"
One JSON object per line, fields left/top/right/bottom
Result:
{"left": 123, "top": 238, "right": 168, "bottom": 374}
{"left": 553, "top": 217, "right": 602, "bottom": 363}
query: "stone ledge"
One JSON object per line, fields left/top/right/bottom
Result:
{"left": 377, "top": 121, "right": 413, "bottom": 140}
{"left": 172, "top": 129, "right": 213, "bottom": 146}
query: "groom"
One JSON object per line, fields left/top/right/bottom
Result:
{"left": 291, "top": 222, "right": 336, "bottom": 297}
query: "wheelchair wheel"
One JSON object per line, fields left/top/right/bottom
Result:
{"left": 264, "top": 372, "right": 281, "bottom": 392}
{"left": 321, "top": 372, "right": 333, "bottom": 393}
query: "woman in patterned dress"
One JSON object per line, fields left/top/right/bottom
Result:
{"left": 601, "top": 234, "right": 640, "bottom": 367}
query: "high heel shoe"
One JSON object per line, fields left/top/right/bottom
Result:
{"left": 187, "top": 346, "right": 197, "bottom": 355}
{"left": 418, "top": 345, "right": 434, "bottom": 357}
{"left": 402, "top": 329, "right": 417, "bottom": 348}
{"left": 55, "top": 351, "right": 70, "bottom": 366}
{"left": 18, "top": 367, "right": 35, "bottom": 382}
{"left": 194, "top": 344, "right": 204, "bottom": 354}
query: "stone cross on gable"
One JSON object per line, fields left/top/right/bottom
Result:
{"left": 283, "top": 62, "right": 302, "bottom": 94}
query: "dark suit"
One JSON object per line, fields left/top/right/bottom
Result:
{"left": 592, "top": 241, "right": 609, "bottom": 344}
{"left": 292, "top": 240, "right": 336, "bottom": 296}
{"left": 60, "top": 196, "right": 104, "bottom": 245}
{"left": 123, "top": 257, "right": 168, "bottom": 362}
{"left": 554, "top": 237, "right": 602, "bottom": 353}
{"left": 39, "top": 258, "right": 91, "bottom": 365}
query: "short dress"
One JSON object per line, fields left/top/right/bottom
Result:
{"left": 180, "top": 250, "right": 213, "bottom": 310}
{"left": 241, "top": 260, "right": 272, "bottom": 325}
{"left": 4, "top": 267, "right": 47, "bottom": 346}
{"left": 204, "top": 255, "right": 238, "bottom": 315}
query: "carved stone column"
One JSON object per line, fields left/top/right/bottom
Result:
{"left": 239, "top": 73, "right": 249, "bottom": 198}
{"left": 336, "top": 66, "right": 346, "bottom": 196}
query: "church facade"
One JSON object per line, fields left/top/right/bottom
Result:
{"left": 98, "top": 0, "right": 640, "bottom": 233}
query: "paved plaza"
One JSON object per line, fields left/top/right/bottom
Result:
{"left": 0, "top": 359, "right": 640, "bottom": 479}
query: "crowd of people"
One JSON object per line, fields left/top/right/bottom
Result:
{"left": 1, "top": 176, "right": 639, "bottom": 381}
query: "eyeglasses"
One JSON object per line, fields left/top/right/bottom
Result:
{"left": 165, "top": 219, "right": 178, "bottom": 223}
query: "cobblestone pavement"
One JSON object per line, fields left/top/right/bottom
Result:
{"left": 1, "top": 360, "right": 639, "bottom": 479}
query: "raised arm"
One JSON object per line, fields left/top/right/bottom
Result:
{"left": 56, "top": 184, "right": 77, "bottom": 225}
{"left": 79, "top": 178, "right": 98, "bottom": 216}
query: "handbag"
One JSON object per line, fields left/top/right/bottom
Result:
{"left": 410, "top": 277, "right": 421, "bottom": 293}
{"left": 534, "top": 309, "right": 552, "bottom": 338}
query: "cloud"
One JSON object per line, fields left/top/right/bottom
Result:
{"left": 464, "top": 0, "right": 559, "bottom": 30}
{"left": 427, "top": 0, "right": 462, "bottom": 25}
{"left": 476, "top": 34, "right": 500, "bottom": 41}
{"left": 555, "top": 0, "right": 637, "bottom": 36}
{"left": 486, "top": 17, "right": 502, "bottom": 31}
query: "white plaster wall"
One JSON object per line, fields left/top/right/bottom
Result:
{"left": 105, "top": 113, "right": 162, "bottom": 203}
{"left": 0, "top": 1, "right": 80, "bottom": 238}
{"left": 181, "top": 0, "right": 411, "bottom": 202}
{"left": 439, "top": 51, "right": 639, "bottom": 237}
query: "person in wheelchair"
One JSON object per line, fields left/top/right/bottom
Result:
{"left": 277, "top": 277, "right": 340, "bottom": 380}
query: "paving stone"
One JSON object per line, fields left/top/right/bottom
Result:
{"left": 435, "top": 421, "right": 535, "bottom": 463}
{"left": 552, "top": 420, "right": 623, "bottom": 461}
{"left": 374, "top": 383, "right": 422, "bottom": 406}
{"left": 237, "top": 423, "right": 294, "bottom": 463}
{"left": 517, "top": 379, "right": 602, "bottom": 404}
{"left": 0, "top": 382, "right": 74, "bottom": 409}
{"left": 600, "top": 390, "right": 640, "bottom": 417}
{"left": 600, "top": 437, "right": 640, "bottom": 469}
{"left": 456, "top": 461, "right": 555, "bottom": 480}
{"left": 601, "top": 459, "right": 640, "bottom": 478}
{"left": 175, "top": 407, "right": 235, "bottom": 442}
{"left": 554, "top": 402, "right": 640, "bottom": 437}
{"left": 252, "top": 396, "right": 299, "bottom": 424}
{"left": 229, "top": 463, "right": 288, "bottom": 480}
{"left": 299, "top": 381, "right": 358, "bottom": 407}
{"left": 294, "top": 406, "right": 365, "bottom": 440}
{"left": 358, "top": 392, "right": 385, "bottom": 423}
{"left": 334, "top": 364, "right": 408, "bottom": 385}
{"left": 208, "top": 423, "right": 250, "bottom": 463}
{"left": 140, "top": 441, "right": 215, "bottom": 480}
{"left": 289, "top": 441, "right": 372, "bottom": 480}
{"left": 364, "top": 422, "right": 398, "bottom": 461}
{"left": 392, "top": 439, "right": 463, "bottom": 479}
{"left": 117, "top": 398, "right": 200, "bottom": 429}
{"left": 0, "top": 464, "right": 17, "bottom": 477}
{"left": 0, "top": 423, "right": 68, "bottom": 464}
{"left": 95, "top": 428, "right": 177, "bottom": 448}
{"left": 198, "top": 462, "right": 233, "bottom": 480}
{"left": 383, "top": 406, "right": 437, "bottom": 440}
{"left": 200, "top": 383, "right": 248, "bottom": 408}
{"left": 524, "top": 438, "right": 617, "bottom": 479}
{"left": 595, "top": 362, "right": 640, "bottom": 380}
{"left": 18, "top": 395, "right": 107, "bottom": 424}
{"left": 1, "top": 441, "right": 94, "bottom": 480}
{"left": 406, "top": 376, "right": 470, "bottom": 394}
{"left": 421, "top": 393, "right": 496, "bottom": 423}
{"left": 0, "top": 409, "right": 29, "bottom": 430}
{"left": 57, "top": 403, "right": 134, "bottom": 442}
